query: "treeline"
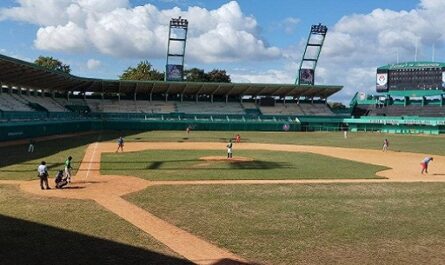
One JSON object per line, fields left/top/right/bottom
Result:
{"left": 34, "top": 56, "right": 231, "bottom": 83}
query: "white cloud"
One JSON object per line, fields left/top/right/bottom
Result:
{"left": 2, "top": 0, "right": 445, "bottom": 104}
{"left": 316, "top": 0, "right": 445, "bottom": 101}
{"left": 0, "top": 1, "right": 280, "bottom": 63}
{"left": 231, "top": 62, "right": 297, "bottom": 84}
{"left": 281, "top": 17, "right": 300, "bottom": 35}
{"left": 86, "top": 58, "right": 101, "bottom": 70}
{"left": 228, "top": 0, "right": 445, "bottom": 103}
{"left": 0, "top": 0, "right": 129, "bottom": 26}
{"left": 34, "top": 21, "right": 89, "bottom": 52}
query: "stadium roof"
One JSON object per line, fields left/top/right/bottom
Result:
{"left": 378, "top": 61, "right": 445, "bottom": 70}
{"left": 0, "top": 53, "right": 342, "bottom": 98}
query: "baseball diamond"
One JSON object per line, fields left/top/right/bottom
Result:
{"left": 2, "top": 2, "right": 445, "bottom": 264}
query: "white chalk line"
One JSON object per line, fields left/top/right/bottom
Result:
{"left": 83, "top": 135, "right": 102, "bottom": 180}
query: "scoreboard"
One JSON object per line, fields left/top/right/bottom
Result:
{"left": 376, "top": 62, "right": 445, "bottom": 92}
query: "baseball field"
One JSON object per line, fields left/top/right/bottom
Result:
{"left": 1, "top": 131, "right": 445, "bottom": 265}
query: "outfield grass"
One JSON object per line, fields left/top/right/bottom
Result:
{"left": 101, "top": 150, "right": 387, "bottom": 180}
{"left": 127, "top": 183, "right": 445, "bottom": 265}
{"left": 0, "top": 184, "right": 190, "bottom": 265}
{"left": 112, "top": 130, "right": 445, "bottom": 156}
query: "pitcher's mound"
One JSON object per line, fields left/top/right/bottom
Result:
{"left": 200, "top": 156, "right": 254, "bottom": 162}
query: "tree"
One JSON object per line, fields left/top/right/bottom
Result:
{"left": 120, "top": 60, "right": 164, "bottom": 81}
{"left": 184, "top": 68, "right": 231, "bottom": 83}
{"left": 35, "top": 56, "right": 71, "bottom": 74}
{"left": 184, "top": 68, "right": 208, "bottom": 82}
{"left": 207, "top": 69, "right": 231, "bottom": 83}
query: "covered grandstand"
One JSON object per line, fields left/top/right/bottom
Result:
{"left": 0, "top": 53, "right": 346, "bottom": 141}
{"left": 346, "top": 61, "right": 445, "bottom": 134}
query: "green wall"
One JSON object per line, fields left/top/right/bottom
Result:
{"left": 0, "top": 119, "right": 302, "bottom": 142}
{"left": 0, "top": 120, "right": 93, "bottom": 141}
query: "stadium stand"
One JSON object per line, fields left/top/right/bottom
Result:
{"left": 176, "top": 101, "right": 245, "bottom": 114}
{"left": 299, "top": 103, "right": 334, "bottom": 115}
{"left": 0, "top": 52, "right": 349, "bottom": 141}
{"left": 20, "top": 94, "right": 68, "bottom": 112}
{"left": 86, "top": 99, "right": 177, "bottom": 113}
{"left": 241, "top": 102, "right": 258, "bottom": 109}
{"left": 259, "top": 103, "right": 334, "bottom": 116}
{"left": 259, "top": 103, "right": 304, "bottom": 115}
{"left": 0, "top": 93, "right": 34, "bottom": 111}
{"left": 356, "top": 104, "right": 445, "bottom": 117}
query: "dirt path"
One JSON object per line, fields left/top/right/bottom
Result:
{"left": 10, "top": 142, "right": 445, "bottom": 265}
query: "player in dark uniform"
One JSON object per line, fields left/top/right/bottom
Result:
{"left": 37, "top": 161, "right": 50, "bottom": 190}
{"left": 116, "top": 136, "right": 124, "bottom": 153}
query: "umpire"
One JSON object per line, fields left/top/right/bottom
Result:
{"left": 37, "top": 161, "right": 51, "bottom": 190}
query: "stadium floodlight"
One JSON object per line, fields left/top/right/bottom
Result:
{"left": 295, "top": 23, "right": 328, "bottom": 85}
{"left": 311, "top": 23, "right": 328, "bottom": 34}
{"left": 165, "top": 17, "right": 189, "bottom": 82}
{"left": 170, "top": 16, "right": 189, "bottom": 28}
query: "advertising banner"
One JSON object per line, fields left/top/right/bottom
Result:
{"left": 376, "top": 73, "right": 388, "bottom": 92}
{"left": 299, "top": 69, "right": 314, "bottom": 85}
{"left": 166, "top": 64, "right": 183, "bottom": 81}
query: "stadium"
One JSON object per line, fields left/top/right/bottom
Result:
{"left": 1, "top": 8, "right": 445, "bottom": 265}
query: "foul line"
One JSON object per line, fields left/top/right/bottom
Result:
{"left": 84, "top": 135, "right": 101, "bottom": 180}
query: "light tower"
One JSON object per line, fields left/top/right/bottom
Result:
{"left": 295, "top": 23, "right": 328, "bottom": 85}
{"left": 165, "top": 17, "right": 189, "bottom": 81}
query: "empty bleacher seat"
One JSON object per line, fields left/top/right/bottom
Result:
{"left": 259, "top": 103, "right": 333, "bottom": 116}
{"left": 0, "top": 93, "right": 34, "bottom": 111}
{"left": 176, "top": 101, "right": 245, "bottom": 114}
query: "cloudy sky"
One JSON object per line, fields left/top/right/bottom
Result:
{"left": 0, "top": 0, "right": 443, "bottom": 102}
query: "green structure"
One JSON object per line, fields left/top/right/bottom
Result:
{"left": 346, "top": 61, "right": 445, "bottom": 135}
{"left": 296, "top": 24, "right": 328, "bottom": 85}
{"left": 165, "top": 17, "right": 188, "bottom": 81}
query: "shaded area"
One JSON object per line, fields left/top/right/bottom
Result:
{"left": 0, "top": 214, "right": 192, "bottom": 265}
{"left": 145, "top": 159, "right": 289, "bottom": 170}
{"left": 0, "top": 131, "right": 140, "bottom": 179}
{"left": 0, "top": 131, "right": 137, "bottom": 169}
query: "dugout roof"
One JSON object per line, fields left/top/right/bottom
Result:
{"left": 0, "top": 53, "right": 342, "bottom": 98}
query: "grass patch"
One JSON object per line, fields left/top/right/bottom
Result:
{"left": 127, "top": 183, "right": 445, "bottom": 265}
{"left": 0, "top": 184, "right": 190, "bottom": 265}
{"left": 107, "top": 130, "right": 445, "bottom": 156}
{"left": 101, "top": 150, "right": 386, "bottom": 180}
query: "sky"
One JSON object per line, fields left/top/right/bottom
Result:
{"left": 0, "top": 0, "right": 443, "bottom": 102}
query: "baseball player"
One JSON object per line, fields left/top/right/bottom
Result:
{"left": 420, "top": 157, "right": 433, "bottom": 174}
{"left": 227, "top": 139, "right": 233, "bottom": 159}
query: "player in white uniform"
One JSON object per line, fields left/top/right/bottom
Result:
{"left": 227, "top": 140, "right": 233, "bottom": 159}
